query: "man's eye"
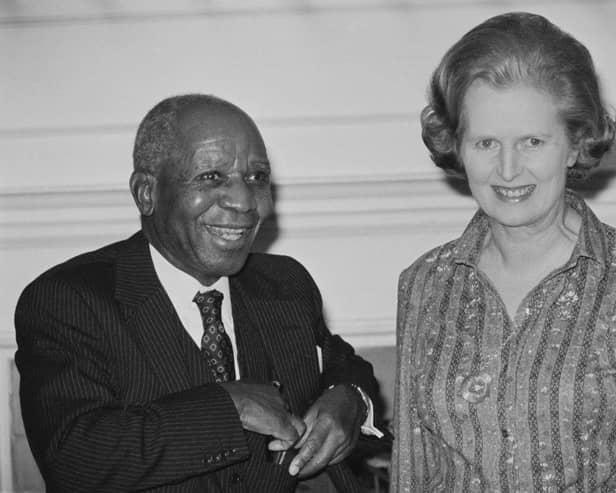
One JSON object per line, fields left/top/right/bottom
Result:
{"left": 476, "top": 139, "right": 497, "bottom": 150}
{"left": 197, "top": 171, "right": 222, "bottom": 182}
{"left": 247, "top": 171, "right": 271, "bottom": 184}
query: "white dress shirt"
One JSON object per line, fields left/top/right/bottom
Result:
{"left": 150, "top": 245, "right": 241, "bottom": 377}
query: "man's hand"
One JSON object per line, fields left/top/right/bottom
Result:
{"left": 275, "top": 385, "right": 365, "bottom": 478}
{"left": 221, "top": 381, "right": 305, "bottom": 449}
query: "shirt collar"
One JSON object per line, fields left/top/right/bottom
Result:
{"left": 453, "top": 209, "right": 489, "bottom": 267}
{"left": 149, "top": 245, "right": 231, "bottom": 308}
{"left": 568, "top": 190, "right": 607, "bottom": 266}
{"left": 453, "top": 189, "right": 606, "bottom": 268}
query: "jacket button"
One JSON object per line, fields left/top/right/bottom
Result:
{"left": 231, "top": 473, "right": 241, "bottom": 484}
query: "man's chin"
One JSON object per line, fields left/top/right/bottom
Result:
{"left": 199, "top": 251, "right": 251, "bottom": 279}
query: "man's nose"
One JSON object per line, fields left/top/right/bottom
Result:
{"left": 220, "top": 176, "right": 257, "bottom": 213}
{"left": 497, "top": 147, "right": 521, "bottom": 181}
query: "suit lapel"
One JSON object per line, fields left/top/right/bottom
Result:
{"left": 114, "top": 232, "right": 192, "bottom": 393}
{"left": 230, "top": 262, "right": 321, "bottom": 413}
{"left": 229, "top": 290, "right": 270, "bottom": 383}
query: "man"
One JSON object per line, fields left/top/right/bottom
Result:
{"left": 15, "top": 94, "right": 382, "bottom": 492}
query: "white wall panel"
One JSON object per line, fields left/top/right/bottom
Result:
{"left": 1, "top": 118, "right": 421, "bottom": 188}
{"left": 3, "top": 2, "right": 614, "bottom": 131}
{"left": 0, "top": 0, "right": 572, "bottom": 22}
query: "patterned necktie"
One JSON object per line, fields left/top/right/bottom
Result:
{"left": 193, "top": 289, "right": 235, "bottom": 383}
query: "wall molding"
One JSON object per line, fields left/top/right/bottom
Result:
{"left": 0, "top": 333, "right": 15, "bottom": 350}
{"left": 0, "top": 112, "right": 414, "bottom": 137}
{"left": 333, "top": 317, "right": 395, "bottom": 347}
{"left": 2, "top": 172, "right": 616, "bottom": 249}
{"left": 0, "top": 174, "right": 477, "bottom": 249}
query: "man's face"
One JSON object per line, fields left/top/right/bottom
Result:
{"left": 148, "top": 104, "right": 273, "bottom": 285}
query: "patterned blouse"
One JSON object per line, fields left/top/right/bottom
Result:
{"left": 391, "top": 191, "right": 616, "bottom": 492}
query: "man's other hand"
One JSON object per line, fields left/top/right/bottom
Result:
{"left": 284, "top": 384, "right": 364, "bottom": 478}
{"left": 221, "top": 381, "right": 305, "bottom": 449}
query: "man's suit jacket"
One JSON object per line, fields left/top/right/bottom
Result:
{"left": 15, "top": 232, "right": 378, "bottom": 492}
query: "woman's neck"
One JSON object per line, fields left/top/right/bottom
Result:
{"left": 482, "top": 203, "right": 581, "bottom": 272}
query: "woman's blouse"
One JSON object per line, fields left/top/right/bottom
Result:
{"left": 391, "top": 192, "right": 616, "bottom": 492}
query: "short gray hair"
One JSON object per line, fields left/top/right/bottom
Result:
{"left": 133, "top": 94, "right": 236, "bottom": 175}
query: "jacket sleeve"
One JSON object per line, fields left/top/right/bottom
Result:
{"left": 298, "top": 263, "right": 380, "bottom": 414}
{"left": 15, "top": 276, "right": 249, "bottom": 493}
{"left": 296, "top": 261, "right": 386, "bottom": 493}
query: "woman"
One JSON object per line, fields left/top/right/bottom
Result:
{"left": 391, "top": 12, "right": 616, "bottom": 492}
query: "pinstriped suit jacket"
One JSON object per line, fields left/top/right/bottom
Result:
{"left": 15, "top": 231, "right": 376, "bottom": 492}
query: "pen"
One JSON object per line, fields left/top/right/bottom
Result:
{"left": 270, "top": 380, "right": 296, "bottom": 467}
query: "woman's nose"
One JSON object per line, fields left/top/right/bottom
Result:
{"left": 497, "top": 147, "right": 521, "bottom": 181}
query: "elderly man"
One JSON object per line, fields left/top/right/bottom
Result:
{"left": 15, "top": 94, "right": 382, "bottom": 492}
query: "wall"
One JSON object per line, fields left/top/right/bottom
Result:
{"left": 1, "top": 1, "right": 616, "bottom": 490}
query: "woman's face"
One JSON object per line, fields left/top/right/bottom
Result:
{"left": 458, "top": 81, "right": 578, "bottom": 231}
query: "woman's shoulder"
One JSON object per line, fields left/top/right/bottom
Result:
{"left": 398, "top": 238, "right": 460, "bottom": 285}
{"left": 603, "top": 220, "right": 616, "bottom": 263}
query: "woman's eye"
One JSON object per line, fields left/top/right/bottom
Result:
{"left": 476, "top": 139, "right": 496, "bottom": 150}
{"left": 526, "top": 137, "right": 544, "bottom": 147}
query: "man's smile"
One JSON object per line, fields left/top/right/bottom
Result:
{"left": 204, "top": 224, "right": 255, "bottom": 242}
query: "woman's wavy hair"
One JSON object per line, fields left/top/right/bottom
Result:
{"left": 421, "top": 12, "right": 615, "bottom": 178}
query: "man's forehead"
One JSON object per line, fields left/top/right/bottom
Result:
{"left": 179, "top": 103, "right": 244, "bottom": 133}
{"left": 175, "top": 103, "right": 267, "bottom": 162}
{"left": 191, "top": 139, "right": 236, "bottom": 160}
{"left": 179, "top": 104, "right": 263, "bottom": 145}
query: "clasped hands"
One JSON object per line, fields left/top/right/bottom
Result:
{"left": 221, "top": 381, "right": 364, "bottom": 478}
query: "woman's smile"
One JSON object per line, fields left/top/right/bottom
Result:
{"left": 491, "top": 184, "right": 536, "bottom": 202}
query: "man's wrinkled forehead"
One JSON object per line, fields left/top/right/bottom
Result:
{"left": 191, "top": 138, "right": 236, "bottom": 164}
{"left": 177, "top": 102, "right": 260, "bottom": 144}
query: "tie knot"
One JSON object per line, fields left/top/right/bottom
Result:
{"left": 193, "top": 289, "right": 223, "bottom": 316}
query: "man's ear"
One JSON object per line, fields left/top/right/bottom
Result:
{"left": 129, "top": 171, "right": 157, "bottom": 216}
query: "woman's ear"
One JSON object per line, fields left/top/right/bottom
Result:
{"left": 566, "top": 133, "right": 583, "bottom": 169}
{"left": 566, "top": 146, "right": 580, "bottom": 168}
{"left": 129, "top": 171, "right": 157, "bottom": 216}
